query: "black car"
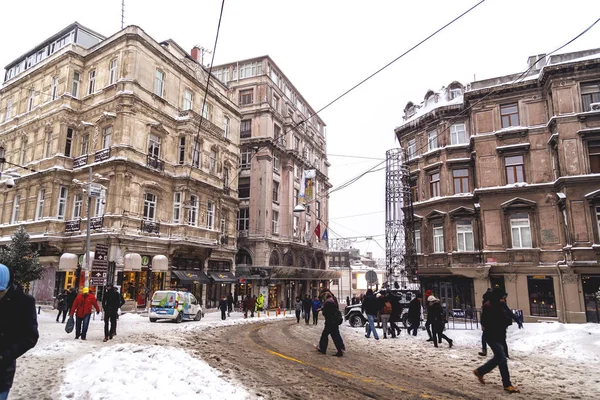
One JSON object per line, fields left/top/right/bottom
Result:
{"left": 343, "top": 289, "right": 421, "bottom": 328}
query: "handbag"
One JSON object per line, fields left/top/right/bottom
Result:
{"left": 65, "top": 315, "right": 75, "bottom": 333}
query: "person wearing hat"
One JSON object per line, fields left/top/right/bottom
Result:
{"left": 427, "top": 295, "right": 453, "bottom": 348}
{"left": 424, "top": 290, "right": 434, "bottom": 341}
{"left": 70, "top": 286, "right": 100, "bottom": 340}
{"left": 0, "top": 264, "right": 39, "bottom": 400}
{"left": 473, "top": 287, "right": 520, "bottom": 394}
{"left": 102, "top": 283, "right": 121, "bottom": 342}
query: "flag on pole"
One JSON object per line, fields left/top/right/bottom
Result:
{"left": 314, "top": 223, "right": 321, "bottom": 242}
{"left": 300, "top": 169, "right": 316, "bottom": 198}
{"left": 322, "top": 229, "right": 328, "bottom": 241}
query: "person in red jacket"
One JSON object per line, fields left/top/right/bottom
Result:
{"left": 69, "top": 287, "right": 100, "bottom": 340}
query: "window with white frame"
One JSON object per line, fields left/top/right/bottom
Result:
{"left": 510, "top": 213, "right": 532, "bottom": 248}
{"left": 316, "top": 200, "right": 321, "bottom": 219}
{"left": 238, "top": 178, "right": 250, "bottom": 198}
{"left": 272, "top": 94, "right": 279, "bottom": 112}
{"left": 272, "top": 181, "right": 279, "bottom": 203}
{"left": 273, "top": 155, "right": 279, "bottom": 173}
{"left": 102, "top": 126, "right": 113, "bottom": 149}
{"left": 240, "top": 150, "right": 252, "bottom": 169}
{"left": 294, "top": 164, "right": 299, "bottom": 180}
{"left": 220, "top": 217, "right": 226, "bottom": 235}
{"left": 94, "top": 189, "right": 106, "bottom": 217}
{"left": 35, "top": 189, "right": 45, "bottom": 220}
{"left": 173, "top": 192, "right": 182, "bottom": 223}
{"left": 11, "top": 195, "right": 21, "bottom": 224}
{"left": 294, "top": 188, "right": 299, "bottom": 206}
{"left": 293, "top": 215, "right": 299, "bottom": 236}
{"left": 57, "top": 187, "right": 68, "bottom": 219}
{"left": 207, "top": 201, "right": 214, "bottom": 229}
{"left": 88, "top": 70, "right": 96, "bottom": 95}
{"left": 143, "top": 193, "right": 157, "bottom": 221}
{"left": 202, "top": 103, "right": 210, "bottom": 120}
{"left": 5, "top": 98, "right": 13, "bottom": 121}
{"left": 72, "top": 72, "right": 80, "bottom": 98}
{"left": 272, "top": 210, "right": 279, "bottom": 234}
{"left": 188, "top": 195, "right": 198, "bottom": 226}
{"left": 433, "top": 224, "right": 444, "bottom": 253}
{"left": 450, "top": 88, "right": 462, "bottom": 99}
{"left": 223, "top": 116, "right": 230, "bottom": 139}
{"left": 237, "top": 208, "right": 249, "bottom": 231}
{"left": 154, "top": 69, "right": 165, "bottom": 97}
{"left": 27, "top": 88, "right": 35, "bottom": 112}
{"left": 109, "top": 59, "right": 118, "bottom": 85}
{"left": 415, "top": 230, "right": 421, "bottom": 253}
{"left": 456, "top": 220, "right": 474, "bottom": 252}
{"left": 407, "top": 139, "right": 417, "bottom": 159}
{"left": 192, "top": 139, "right": 201, "bottom": 168}
{"left": 81, "top": 134, "right": 89, "bottom": 155}
{"left": 178, "top": 137, "right": 186, "bottom": 165}
{"left": 210, "top": 149, "right": 216, "bottom": 172}
{"left": 450, "top": 123, "right": 468, "bottom": 145}
{"left": 183, "top": 90, "right": 193, "bottom": 111}
{"left": 65, "top": 128, "right": 74, "bottom": 157}
{"left": 148, "top": 134, "right": 160, "bottom": 158}
{"left": 427, "top": 130, "right": 439, "bottom": 151}
{"left": 73, "top": 193, "right": 83, "bottom": 219}
{"left": 51, "top": 76, "right": 59, "bottom": 101}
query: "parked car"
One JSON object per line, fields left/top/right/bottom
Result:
{"left": 149, "top": 290, "right": 203, "bottom": 323}
{"left": 343, "top": 289, "right": 420, "bottom": 328}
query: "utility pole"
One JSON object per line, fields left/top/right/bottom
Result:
{"left": 84, "top": 166, "right": 93, "bottom": 288}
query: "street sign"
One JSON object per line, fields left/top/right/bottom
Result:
{"left": 365, "top": 270, "right": 378, "bottom": 285}
{"left": 89, "top": 183, "right": 103, "bottom": 198}
{"left": 90, "top": 244, "right": 109, "bottom": 286}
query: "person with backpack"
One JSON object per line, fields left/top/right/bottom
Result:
{"left": 361, "top": 289, "right": 381, "bottom": 340}
{"left": 427, "top": 296, "right": 453, "bottom": 348}
{"left": 311, "top": 296, "right": 322, "bottom": 325}
{"left": 56, "top": 289, "right": 69, "bottom": 323}
{"left": 407, "top": 294, "right": 423, "bottom": 336}
{"left": 380, "top": 291, "right": 394, "bottom": 339}
{"left": 315, "top": 292, "right": 344, "bottom": 357}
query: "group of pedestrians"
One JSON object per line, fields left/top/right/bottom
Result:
{"left": 242, "top": 293, "right": 266, "bottom": 318}
{"left": 361, "top": 289, "right": 403, "bottom": 340}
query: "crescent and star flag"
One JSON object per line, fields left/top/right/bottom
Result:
{"left": 314, "top": 223, "right": 321, "bottom": 242}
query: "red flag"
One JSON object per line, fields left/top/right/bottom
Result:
{"left": 314, "top": 222, "right": 321, "bottom": 241}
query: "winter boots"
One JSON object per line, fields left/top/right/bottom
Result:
{"left": 504, "top": 386, "right": 520, "bottom": 394}
{"left": 473, "top": 369, "right": 485, "bottom": 384}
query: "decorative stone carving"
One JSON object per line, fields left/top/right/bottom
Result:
{"left": 562, "top": 273, "right": 579, "bottom": 284}
{"left": 505, "top": 273, "right": 517, "bottom": 283}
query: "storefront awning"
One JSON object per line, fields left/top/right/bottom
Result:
{"left": 236, "top": 266, "right": 342, "bottom": 281}
{"left": 208, "top": 271, "right": 237, "bottom": 283}
{"left": 152, "top": 255, "right": 168, "bottom": 272}
{"left": 124, "top": 253, "right": 142, "bottom": 271}
{"left": 172, "top": 270, "right": 211, "bottom": 285}
{"left": 58, "top": 253, "right": 78, "bottom": 271}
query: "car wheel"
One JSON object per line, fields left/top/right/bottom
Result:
{"left": 175, "top": 312, "right": 183, "bottom": 323}
{"left": 349, "top": 314, "right": 365, "bottom": 328}
{"left": 149, "top": 318, "right": 157, "bottom": 323}
{"left": 194, "top": 311, "right": 202, "bottom": 321}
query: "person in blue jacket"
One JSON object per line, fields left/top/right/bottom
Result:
{"left": 311, "top": 296, "right": 322, "bottom": 325}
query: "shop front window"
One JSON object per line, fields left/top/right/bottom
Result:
{"left": 527, "top": 276, "right": 557, "bottom": 317}
{"left": 122, "top": 271, "right": 148, "bottom": 307}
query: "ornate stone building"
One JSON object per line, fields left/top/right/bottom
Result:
{"left": 395, "top": 49, "right": 600, "bottom": 323}
{"left": 0, "top": 23, "right": 241, "bottom": 308}
{"left": 211, "top": 57, "right": 336, "bottom": 309}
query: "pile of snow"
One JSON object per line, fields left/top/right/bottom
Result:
{"left": 59, "top": 344, "right": 250, "bottom": 400}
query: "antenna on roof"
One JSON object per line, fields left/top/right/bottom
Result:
{"left": 121, "top": 0, "right": 125, "bottom": 29}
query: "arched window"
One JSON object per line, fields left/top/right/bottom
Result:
{"left": 236, "top": 249, "right": 252, "bottom": 266}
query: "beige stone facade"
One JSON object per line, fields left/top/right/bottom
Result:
{"left": 211, "top": 57, "right": 333, "bottom": 309}
{"left": 0, "top": 23, "right": 241, "bottom": 308}
{"left": 395, "top": 49, "right": 600, "bottom": 323}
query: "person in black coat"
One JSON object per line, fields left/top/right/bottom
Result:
{"left": 361, "top": 289, "right": 381, "bottom": 340}
{"left": 102, "top": 283, "right": 122, "bottom": 342}
{"left": 389, "top": 293, "right": 402, "bottom": 337}
{"left": 427, "top": 296, "right": 453, "bottom": 348}
{"left": 407, "top": 295, "right": 422, "bottom": 336}
{"left": 316, "top": 293, "right": 344, "bottom": 356}
{"left": 302, "top": 294, "right": 312, "bottom": 325}
{"left": 479, "top": 288, "right": 492, "bottom": 356}
{"left": 56, "top": 289, "right": 69, "bottom": 323}
{"left": 66, "top": 287, "right": 77, "bottom": 313}
{"left": 227, "top": 293, "right": 234, "bottom": 317}
{"left": 219, "top": 296, "right": 228, "bottom": 320}
{"left": 0, "top": 264, "right": 39, "bottom": 399}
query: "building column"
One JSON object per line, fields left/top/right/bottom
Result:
{"left": 561, "top": 271, "right": 585, "bottom": 323}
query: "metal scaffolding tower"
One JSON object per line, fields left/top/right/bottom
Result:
{"left": 385, "top": 148, "right": 418, "bottom": 290}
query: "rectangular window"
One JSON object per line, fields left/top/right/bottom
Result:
{"left": 51, "top": 76, "right": 59, "bottom": 101}
{"left": 87, "top": 70, "right": 96, "bottom": 95}
{"left": 73, "top": 193, "right": 83, "bottom": 219}
{"left": 588, "top": 141, "right": 600, "bottom": 173}
{"left": 187, "top": 195, "right": 198, "bottom": 226}
{"left": 240, "top": 149, "right": 252, "bottom": 169}
{"left": 240, "top": 119, "right": 251, "bottom": 138}
{"left": 527, "top": 276, "right": 557, "bottom": 317}
{"left": 154, "top": 69, "right": 165, "bottom": 97}
{"left": 178, "top": 137, "right": 186, "bottom": 165}
{"left": 410, "top": 177, "right": 419, "bottom": 202}
{"left": 272, "top": 94, "right": 279, "bottom": 112}
{"left": 293, "top": 215, "right": 299, "bottom": 235}
{"left": 581, "top": 81, "right": 600, "bottom": 112}
{"left": 109, "top": 59, "right": 118, "bottom": 85}
{"left": 183, "top": 90, "right": 193, "bottom": 111}
{"left": 453, "top": 169, "right": 470, "bottom": 193}
{"left": 143, "top": 193, "right": 157, "bottom": 221}
{"left": 27, "top": 88, "right": 35, "bottom": 112}
{"left": 456, "top": 220, "right": 474, "bottom": 252}
{"left": 57, "top": 187, "right": 68, "bottom": 219}
{"left": 210, "top": 150, "right": 216, "bottom": 173}
{"left": 94, "top": 190, "right": 106, "bottom": 217}
{"left": 427, "top": 130, "right": 438, "bottom": 151}
{"left": 274, "top": 124, "right": 281, "bottom": 140}
{"left": 102, "top": 126, "right": 112, "bottom": 149}
{"left": 407, "top": 139, "right": 417, "bottom": 160}
{"left": 5, "top": 98, "right": 13, "bottom": 121}
{"left": 72, "top": 72, "right": 80, "bottom": 98}
{"left": 238, "top": 177, "right": 250, "bottom": 199}
{"left": 415, "top": 230, "right": 421, "bottom": 253}
{"left": 65, "top": 128, "right": 74, "bottom": 157}
{"left": 294, "top": 188, "right": 299, "bottom": 206}
{"left": 148, "top": 134, "right": 161, "bottom": 158}
{"left": 173, "top": 192, "right": 182, "bottom": 223}
{"left": 81, "top": 134, "right": 89, "bottom": 155}
{"left": 272, "top": 181, "right": 279, "bottom": 203}
{"left": 35, "top": 189, "right": 45, "bottom": 220}
{"left": 223, "top": 167, "right": 229, "bottom": 187}
{"left": 240, "top": 90, "right": 253, "bottom": 105}
{"left": 511, "top": 213, "right": 532, "bottom": 248}
{"left": 273, "top": 155, "right": 279, "bottom": 173}
{"left": 272, "top": 210, "right": 279, "bottom": 234}
{"left": 202, "top": 103, "right": 210, "bottom": 120}
{"left": 430, "top": 172, "right": 440, "bottom": 197}
{"left": 450, "top": 123, "right": 468, "bottom": 145}
{"left": 500, "top": 103, "right": 519, "bottom": 128}
{"left": 192, "top": 139, "right": 200, "bottom": 168}
{"left": 294, "top": 164, "right": 299, "bottom": 180}
{"left": 316, "top": 200, "right": 321, "bottom": 219}
{"left": 207, "top": 201, "right": 214, "bottom": 229}
{"left": 237, "top": 208, "right": 249, "bottom": 231}
{"left": 223, "top": 116, "right": 230, "bottom": 139}
{"left": 294, "top": 136, "right": 300, "bottom": 150}
{"left": 11, "top": 195, "right": 21, "bottom": 224}
{"left": 220, "top": 218, "right": 226, "bottom": 235}
{"left": 433, "top": 224, "right": 444, "bottom": 253}
{"left": 505, "top": 155, "right": 525, "bottom": 184}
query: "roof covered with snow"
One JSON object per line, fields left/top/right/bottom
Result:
{"left": 396, "top": 84, "right": 464, "bottom": 131}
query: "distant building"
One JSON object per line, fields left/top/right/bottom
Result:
{"left": 328, "top": 249, "right": 384, "bottom": 303}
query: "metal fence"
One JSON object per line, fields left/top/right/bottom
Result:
{"left": 443, "top": 309, "right": 480, "bottom": 330}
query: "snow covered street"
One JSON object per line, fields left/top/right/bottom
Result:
{"left": 8, "top": 309, "right": 600, "bottom": 399}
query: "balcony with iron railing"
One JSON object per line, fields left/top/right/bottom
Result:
{"left": 147, "top": 154, "right": 164, "bottom": 171}
{"left": 140, "top": 219, "right": 160, "bottom": 234}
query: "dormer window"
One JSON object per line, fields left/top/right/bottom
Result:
{"left": 450, "top": 88, "right": 462, "bottom": 99}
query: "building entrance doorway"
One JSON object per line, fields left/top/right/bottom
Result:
{"left": 582, "top": 275, "right": 600, "bottom": 323}
{"left": 439, "top": 282, "right": 453, "bottom": 310}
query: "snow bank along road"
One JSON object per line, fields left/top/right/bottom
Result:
{"left": 9, "top": 310, "right": 600, "bottom": 399}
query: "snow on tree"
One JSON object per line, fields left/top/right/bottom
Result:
{"left": 0, "top": 226, "right": 43, "bottom": 285}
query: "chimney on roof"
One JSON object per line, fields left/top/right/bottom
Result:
{"left": 191, "top": 46, "right": 202, "bottom": 63}
{"left": 527, "top": 53, "right": 547, "bottom": 70}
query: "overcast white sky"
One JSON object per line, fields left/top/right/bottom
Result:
{"left": 2, "top": 0, "right": 600, "bottom": 259}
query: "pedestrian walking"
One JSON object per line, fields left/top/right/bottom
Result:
{"left": 380, "top": 291, "right": 393, "bottom": 339}
{"left": 219, "top": 296, "right": 228, "bottom": 320}
{"left": 473, "top": 287, "right": 520, "bottom": 394}
{"left": 227, "top": 293, "right": 234, "bottom": 317}
{"left": 56, "top": 289, "right": 69, "bottom": 323}
{"left": 294, "top": 297, "right": 302, "bottom": 323}
{"left": 479, "top": 288, "right": 492, "bottom": 356}
{"left": 424, "top": 290, "right": 434, "bottom": 341}
{"left": 255, "top": 293, "right": 265, "bottom": 314}
{"left": 346, "top": 296, "right": 351, "bottom": 306}
{"left": 0, "top": 264, "right": 39, "bottom": 400}
{"left": 250, "top": 295, "right": 256, "bottom": 317}
{"left": 69, "top": 287, "right": 100, "bottom": 340}
{"left": 407, "top": 295, "right": 423, "bottom": 336}
{"left": 66, "top": 287, "right": 77, "bottom": 314}
{"left": 311, "top": 296, "right": 322, "bottom": 325}
{"left": 319, "top": 287, "right": 346, "bottom": 351}
{"left": 389, "top": 292, "right": 401, "bottom": 338}
{"left": 315, "top": 292, "right": 345, "bottom": 357}
{"left": 102, "top": 283, "right": 121, "bottom": 342}
{"left": 361, "top": 289, "right": 381, "bottom": 340}
{"left": 501, "top": 293, "right": 523, "bottom": 358}
{"left": 302, "top": 294, "right": 312, "bottom": 325}
{"left": 243, "top": 294, "right": 250, "bottom": 318}
{"left": 427, "top": 296, "right": 453, "bottom": 348}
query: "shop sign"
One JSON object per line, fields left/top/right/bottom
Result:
{"left": 91, "top": 244, "right": 109, "bottom": 286}
{"left": 141, "top": 255, "right": 151, "bottom": 267}
{"left": 532, "top": 275, "right": 548, "bottom": 279}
